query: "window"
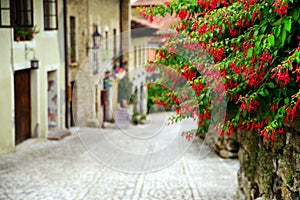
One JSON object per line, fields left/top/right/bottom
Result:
{"left": 70, "top": 16, "right": 76, "bottom": 62}
{"left": 113, "top": 29, "right": 117, "bottom": 57}
{"left": 13, "top": 0, "right": 34, "bottom": 41}
{"left": 43, "top": 0, "right": 58, "bottom": 30}
{"left": 0, "top": 0, "right": 11, "bottom": 27}
{"left": 14, "top": 0, "right": 33, "bottom": 27}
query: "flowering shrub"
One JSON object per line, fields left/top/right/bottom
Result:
{"left": 142, "top": 0, "right": 300, "bottom": 141}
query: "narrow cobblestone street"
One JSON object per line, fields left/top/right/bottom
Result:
{"left": 0, "top": 113, "right": 239, "bottom": 200}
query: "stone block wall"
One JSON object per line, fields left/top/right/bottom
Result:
{"left": 204, "top": 130, "right": 239, "bottom": 159}
{"left": 204, "top": 120, "right": 299, "bottom": 200}
{"left": 237, "top": 123, "right": 300, "bottom": 200}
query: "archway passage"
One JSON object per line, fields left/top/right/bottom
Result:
{"left": 14, "top": 69, "right": 31, "bottom": 145}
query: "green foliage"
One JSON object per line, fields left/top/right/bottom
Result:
{"left": 143, "top": 0, "right": 300, "bottom": 140}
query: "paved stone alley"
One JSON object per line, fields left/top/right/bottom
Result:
{"left": 0, "top": 113, "right": 239, "bottom": 200}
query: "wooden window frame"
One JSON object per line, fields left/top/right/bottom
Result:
{"left": 70, "top": 16, "right": 76, "bottom": 62}
{"left": 14, "top": 0, "right": 34, "bottom": 28}
{"left": 12, "top": 0, "right": 35, "bottom": 41}
{"left": 0, "top": 0, "right": 12, "bottom": 27}
{"left": 43, "top": 0, "right": 58, "bottom": 30}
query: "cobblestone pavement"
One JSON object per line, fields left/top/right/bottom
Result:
{"left": 0, "top": 113, "right": 239, "bottom": 200}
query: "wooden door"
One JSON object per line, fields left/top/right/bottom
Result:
{"left": 14, "top": 69, "right": 31, "bottom": 144}
{"left": 101, "top": 90, "right": 107, "bottom": 122}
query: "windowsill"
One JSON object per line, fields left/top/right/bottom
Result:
{"left": 42, "top": 30, "right": 58, "bottom": 38}
{"left": 69, "top": 62, "right": 79, "bottom": 67}
{"left": 13, "top": 39, "right": 36, "bottom": 48}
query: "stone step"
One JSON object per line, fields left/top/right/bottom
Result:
{"left": 47, "top": 129, "right": 71, "bottom": 140}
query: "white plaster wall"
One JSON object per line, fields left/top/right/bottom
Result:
{"left": 0, "top": 28, "right": 15, "bottom": 153}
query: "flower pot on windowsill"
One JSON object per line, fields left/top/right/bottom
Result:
{"left": 21, "top": 35, "right": 27, "bottom": 41}
{"left": 15, "top": 35, "right": 21, "bottom": 42}
{"left": 70, "top": 57, "right": 75, "bottom": 63}
{"left": 15, "top": 25, "right": 39, "bottom": 42}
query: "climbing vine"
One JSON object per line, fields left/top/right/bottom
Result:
{"left": 142, "top": 0, "right": 300, "bottom": 141}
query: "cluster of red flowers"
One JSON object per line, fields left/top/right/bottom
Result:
{"left": 238, "top": 99, "right": 260, "bottom": 113}
{"left": 274, "top": 0, "right": 289, "bottom": 18}
{"left": 178, "top": 10, "right": 188, "bottom": 19}
{"left": 197, "top": 0, "right": 229, "bottom": 11}
{"left": 271, "top": 69, "right": 290, "bottom": 87}
{"left": 286, "top": 97, "right": 300, "bottom": 121}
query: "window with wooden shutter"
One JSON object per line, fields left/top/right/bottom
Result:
{"left": 43, "top": 0, "right": 58, "bottom": 30}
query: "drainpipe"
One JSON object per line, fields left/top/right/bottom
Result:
{"left": 119, "top": 0, "right": 123, "bottom": 69}
{"left": 63, "top": 0, "right": 69, "bottom": 128}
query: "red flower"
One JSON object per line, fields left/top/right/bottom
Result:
{"left": 149, "top": 15, "right": 154, "bottom": 23}
{"left": 272, "top": 69, "right": 290, "bottom": 87}
{"left": 178, "top": 10, "right": 188, "bottom": 19}
{"left": 198, "top": 25, "right": 208, "bottom": 34}
{"left": 251, "top": 9, "right": 257, "bottom": 22}
{"left": 274, "top": 0, "right": 288, "bottom": 18}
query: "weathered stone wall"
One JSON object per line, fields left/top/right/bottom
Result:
{"left": 204, "top": 130, "right": 239, "bottom": 159}
{"left": 204, "top": 120, "right": 299, "bottom": 200}
{"left": 67, "top": 0, "right": 124, "bottom": 127}
{"left": 237, "top": 122, "right": 300, "bottom": 200}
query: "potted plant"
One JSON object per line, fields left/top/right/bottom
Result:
{"left": 70, "top": 48, "right": 76, "bottom": 62}
{"left": 14, "top": 25, "right": 39, "bottom": 41}
{"left": 15, "top": 27, "right": 29, "bottom": 41}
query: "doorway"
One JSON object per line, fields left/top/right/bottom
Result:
{"left": 47, "top": 71, "right": 58, "bottom": 129}
{"left": 14, "top": 69, "right": 31, "bottom": 144}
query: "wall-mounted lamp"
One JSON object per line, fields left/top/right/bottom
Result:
{"left": 92, "top": 24, "right": 102, "bottom": 49}
{"left": 30, "top": 59, "right": 39, "bottom": 69}
{"left": 25, "top": 44, "right": 39, "bottom": 70}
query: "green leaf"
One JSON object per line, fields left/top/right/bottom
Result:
{"left": 281, "top": 29, "right": 286, "bottom": 47}
{"left": 275, "top": 25, "right": 281, "bottom": 37}
{"left": 284, "top": 18, "right": 292, "bottom": 32}
{"left": 242, "top": 110, "right": 247, "bottom": 118}
{"left": 293, "top": 9, "right": 300, "bottom": 20}
{"left": 278, "top": 106, "right": 285, "bottom": 115}
{"left": 284, "top": 97, "right": 289, "bottom": 104}
{"left": 267, "top": 82, "right": 276, "bottom": 88}
{"left": 254, "top": 29, "right": 259, "bottom": 37}
{"left": 259, "top": 89, "right": 269, "bottom": 97}
{"left": 247, "top": 48, "right": 253, "bottom": 59}
{"left": 268, "top": 35, "right": 275, "bottom": 47}
{"left": 235, "top": 113, "right": 240, "bottom": 123}
{"left": 261, "top": 25, "right": 267, "bottom": 34}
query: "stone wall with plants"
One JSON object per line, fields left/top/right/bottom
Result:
{"left": 237, "top": 121, "right": 300, "bottom": 200}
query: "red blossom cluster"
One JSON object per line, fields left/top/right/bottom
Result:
{"left": 286, "top": 97, "right": 300, "bottom": 121}
{"left": 178, "top": 10, "right": 188, "bottom": 19}
{"left": 197, "top": 0, "right": 229, "bottom": 11}
{"left": 274, "top": 0, "right": 289, "bottom": 18}
{"left": 271, "top": 69, "right": 290, "bottom": 87}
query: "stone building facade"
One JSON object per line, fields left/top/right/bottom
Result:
{"left": 67, "top": 0, "right": 131, "bottom": 127}
{"left": 129, "top": 29, "right": 150, "bottom": 115}
{"left": 0, "top": 0, "right": 66, "bottom": 153}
